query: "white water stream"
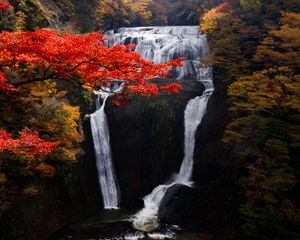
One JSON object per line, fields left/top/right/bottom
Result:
{"left": 90, "top": 85, "right": 123, "bottom": 209}
{"left": 106, "top": 26, "right": 214, "bottom": 231}
{"left": 90, "top": 26, "right": 213, "bottom": 225}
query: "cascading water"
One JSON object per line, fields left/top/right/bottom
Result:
{"left": 106, "top": 26, "right": 214, "bottom": 231}
{"left": 105, "top": 26, "right": 209, "bottom": 80}
{"left": 90, "top": 88, "right": 122, "bottom": 209}
{"left": 176, "top": 69, "right": 214, "bottom": 185}
{"left": 175, "top": 91, "right": 212, "bottom": 184}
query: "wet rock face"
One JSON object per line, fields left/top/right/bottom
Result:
{"left": 81, "top": 77, "right": 228, "bottom": 207}
{"left": 158, "top": 184, "right": 191, "bottom": 217}
{"left": 80, "top": 119, "right": 104, "bottom": 207}
{"left": 15, "top": 64, "right": 228, "bottom": 240}
{"left": 80, "top": 26, "right": 229, "bottom": 232}
{"left": 157, "top": 75, "right": 233, "bottom": 230}
{"left": 82, "top": 79, "right": 205, "bottom": 209}
{"left": 96, "top": 25, "right": 213, "bottom": 209}
{"left": 105, "top": 79, "right": 204, "bottom": 208}
{"left": 193, "top": 75, "right": 229, "bottom": 184}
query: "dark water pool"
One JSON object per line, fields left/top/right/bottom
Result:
{"left": 49, "top": 209, "right": 214, "bottom": 240}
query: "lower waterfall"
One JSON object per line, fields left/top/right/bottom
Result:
{"left": 132, "top": 75, "right": 214, "bottom": 232}
{"left": 176, "top": 88, "right": 213, "bottom": 184}
{"left": 90, "top": 92, "right": 120, "bottom": 209}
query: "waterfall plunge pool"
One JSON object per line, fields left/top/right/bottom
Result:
{"left": 49, "top": 208, "right": 214, "bottom": 240}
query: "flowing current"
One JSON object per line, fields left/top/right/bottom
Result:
{"left": 90, "top": 88, "right": 121, "bottom": 209}
{"left": 91, "top": 26, "right": 213, "bottom": 224}
{"left": 106, "top": 26, "right": 214, "bottom": 231}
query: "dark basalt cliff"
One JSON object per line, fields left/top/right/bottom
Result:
{"left": 81, "top": 75, "right": 232, "bottom": 226}
{"left": 82, "top": 79, "right": 205, "bottom": 209}
{"left": 158, "top": 73, "right": 239, "bottom": 232}
{"left": 48, "top": 75, "right": 233, "bottom": 239}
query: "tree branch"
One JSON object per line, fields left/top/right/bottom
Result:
{"left": 13, "top": 73, "right": 57, "bottom": 87}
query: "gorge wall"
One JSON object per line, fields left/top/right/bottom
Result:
{"left": 1, "top": 25, "right": 230, "bottom": 240}
{"left": 81, "top": 26, "right": 230, "bottom": 231}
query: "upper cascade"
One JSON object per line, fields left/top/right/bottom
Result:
{"left": 105, "top": 26, "right": 210, "bottom": 81}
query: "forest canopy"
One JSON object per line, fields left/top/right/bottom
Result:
{"left": 0, "top": 0, "right": 183, "bottom": 214}
{"left": 200, "top": 1, "right": 300, "bottom": 239}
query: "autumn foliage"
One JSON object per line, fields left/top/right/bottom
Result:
{"left": 0, "top": 2, "right": 186, "bottom": 217}
{"left": 159, "top": 82, "right": 182, "bottom": 94}
{"left": 0, "top": 3, "right": 173, "bottom": 213}
{"left": 0, "top": 4, "right": 185, "bottom": 164}
{"left": 0, "top": 29, "right": 183, "bottom": 95}
{"left": 202, "top": 1, "right": 300, "bottom": 238}
{"left": 0, "top": 129, "right": 59, "bottom": 156}
{"left": 0, "top": 0, "right": 11, "bottom": 12}
{"left": 0, "top": 26, "right": 184, "bottom": 165}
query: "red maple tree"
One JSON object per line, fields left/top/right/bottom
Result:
{"left": 0, "top": 29, "right": 184, "bottom": 95}
{"left": 0, "top": 0, "right": 11, "bottom": 12}
{"left": 0, "top": 129, "right": 59, "bottom": 156}
{"left": 0, "top": 27, "right": 184, "bottom": 155}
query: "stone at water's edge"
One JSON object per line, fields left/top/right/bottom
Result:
{"left": 158, "top": 184, "right": 191, "bottom": 212}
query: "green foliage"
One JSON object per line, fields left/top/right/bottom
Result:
{"left": 53, "top": 0, "right": 75, "bottom": 19}
{"left": 95, "top": 0, "right": 152, "bottom": 30}
{"left": 239, "top": 0, "right": 262, "bottom": 12}
{"left": 93, "top": 0, "right": 224, "bottom": 30}
{"left": 240, "top": 203, "right": 300, "bottom": 240}
{"left": 1, "top": 0, "right": 226, "bottom": 32}
{"left": 0, "top": 4, "right": 16, "bottom": 31}
{"left": 10, "top": 0, "right": 52, "bottom": 30}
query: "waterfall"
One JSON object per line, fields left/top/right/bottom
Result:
{"left": 105, "top": 26, "right": 209, "bottom": 80}
{"left": 176, "top": 93, "right": 210, "bottom": 184}
{"left": 90, "top": 90, "right": 120, "bottom": 209}
{"left": 105, "top": 26, "right": 214, "bottom": 231}
{"left": 132, "top": 88, "right": 213, "bottom": 232}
